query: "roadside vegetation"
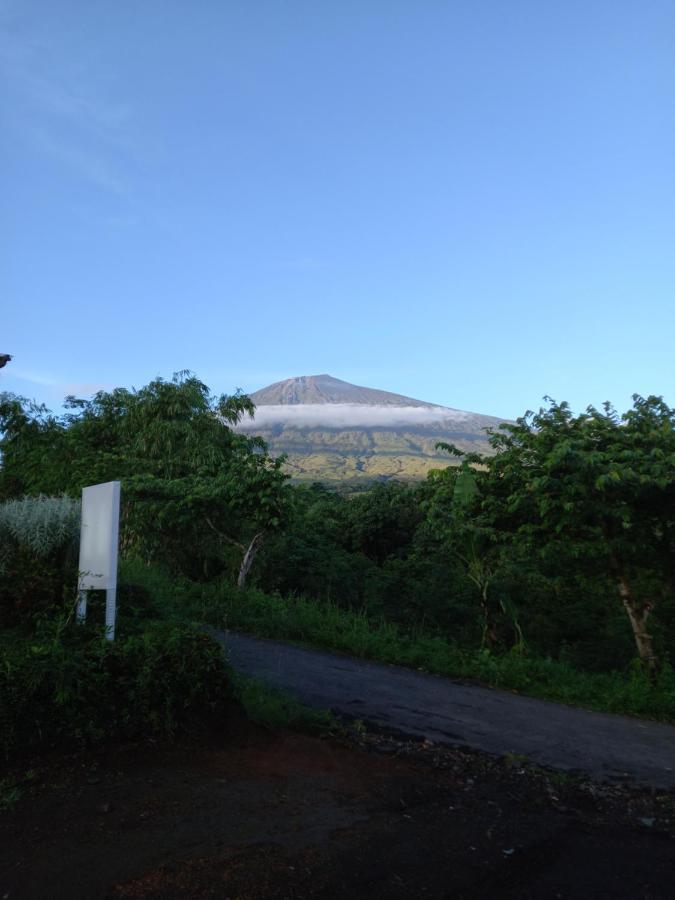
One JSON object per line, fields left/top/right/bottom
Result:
{"left": 118, "top": 564, "right": 675, "bottom": 722}
{"left": 1, "top": 616, "right": 231, "bottom": 762}
{"left": 1, "top": 373, "right": 674, "bottom": 763}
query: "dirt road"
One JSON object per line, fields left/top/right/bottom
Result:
{"left": 217, "top": 631, "right": 675, "bottom": 789}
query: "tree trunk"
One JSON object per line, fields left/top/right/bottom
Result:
{"left": 616, "top": 573, "right": 658, "bottom": 674}
{"left": 479, "top": 584, "right": 499, "bottom": 651}
{"left": 237, "top": 531, "right": 266, "bottom": 589}
{"left": 466, "top": 568, "right": 498, "bottom": 651}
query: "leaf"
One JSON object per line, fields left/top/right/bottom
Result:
{"left": 453, "top": 468, "right": 480, "bottom": 508}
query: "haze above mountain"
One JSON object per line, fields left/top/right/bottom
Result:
{"left": 240, "top": 375, "right": 507, "bottom": 485}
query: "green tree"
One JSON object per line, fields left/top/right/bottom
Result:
{"left": 424, "top": 458, "right": 523, "bottom": 651}
{"left": 0, "top": 395, "right": 67, "bottom": 499}
{"left": 256, "top": 483, "right": 371, "bottom": 606}
{"left": 345, "top": 482, "right": 423, "bottom": 566}
{"left": 472, "top": 395, "right": 675, "bottom": 672}
{"left": 0, "top": 373, "right": 291, "bottom": 588}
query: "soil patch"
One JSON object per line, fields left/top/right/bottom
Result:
{"left": 1, "top": 710, "right": 674, "bottom": 899}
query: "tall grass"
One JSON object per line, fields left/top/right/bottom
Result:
{"left": 0, "top": 495, "right": 80, "bottom": 566}
{"left": 204, "top": 585, "right": 675, "bottom": 723}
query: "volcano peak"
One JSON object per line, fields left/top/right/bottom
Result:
{"left": 250, "top": 374, "right": 433, "bottom": 408}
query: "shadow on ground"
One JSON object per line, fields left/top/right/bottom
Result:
{"left": 1, "top": 708, "right": 674, "bottom": 899}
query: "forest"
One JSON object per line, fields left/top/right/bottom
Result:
{"left": 1, "top": 372, "right": 674, "bottom": 760}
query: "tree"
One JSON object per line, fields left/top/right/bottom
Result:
{"left": 345, "top": 482, "right": 423, "bottom": 566}
{"left": 424, "top": 457, "right": 524, "bottom": 651}
{"left": 0, "top": 395, "right": 68, "bottom": 499}
{"left": 474, "top": 395, "right": 675, "bottom": 672}
{"left": 0, "top": 373, "right": 291, "bottom": 588}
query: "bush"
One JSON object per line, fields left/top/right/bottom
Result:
{"left": 117, "top": 556, "right": 224, "bottom": 629}
{"left": 0, "top": 495, "right": 80, "bottom": 558}
{"left": 0, "top": 496, "right": 80, "bottom": 625}
{"left": 0, "top": 619, "right": 232, "bottom": 763}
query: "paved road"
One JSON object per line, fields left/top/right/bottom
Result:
{"left": 215, "top": 631, "right": 675, "bottom": 789}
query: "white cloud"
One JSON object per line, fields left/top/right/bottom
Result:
{"left": 237, "top": 403, "right": 473, "bottom": 430}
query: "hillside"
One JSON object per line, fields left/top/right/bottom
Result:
{"left": 239, "top": 375, "right": 507, "bottom": 485}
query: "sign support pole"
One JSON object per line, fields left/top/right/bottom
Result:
{"left": 105, "top": 587, "right": 117, "bottom": 641}
{"left": 76, "top": 590, "right": 88, "bottom": 624}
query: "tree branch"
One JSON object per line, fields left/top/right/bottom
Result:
{"left": 204, "top": 516, "right": 245, "bottom": 552}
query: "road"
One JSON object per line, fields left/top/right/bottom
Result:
{"left": 215, "top": 631, "right": 675, "bottom": 789}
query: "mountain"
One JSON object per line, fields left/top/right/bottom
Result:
{"left": 251, "top": 374, "right": 433, "bottom": 407}
{"left": 238, "top": 374, "right": 508, "bottom": 486}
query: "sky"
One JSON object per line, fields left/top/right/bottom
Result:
{"left": 2, "top": 1, "right": 674, "bottom": 420}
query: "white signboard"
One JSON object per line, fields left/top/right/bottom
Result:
{"left": 77, "top": 480, "right": 121, "bottom": 640}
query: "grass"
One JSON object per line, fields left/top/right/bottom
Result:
{"left": 111, "top": 558, "right": 339, "bottom": 737}
{"left": 200, "top": 585, "right": 675, "bottom": 723}
{"left": 4, "top": 555, "right": 673, "bottom": 769}
{"left": 230, "top": 673, "right": 336, "bottom": 734}
{"left": 117, "top": 558, "right": 675, "bottom": 722}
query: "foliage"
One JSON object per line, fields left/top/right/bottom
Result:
{"left": 0, "top": 395, "right": 65, "bottom": 500}
{"left": 0, "top": 495, "right": 80, "bottom": 561}
{"left": 0, "top": 374, "right": 291, "bottom": 586}
{"left": 230, "top": 672, "right": 335, "bottom": 733}
{"left": 346, "top": 482, "right": 424, "bottom": 564}
{"left": 422, "top": 462, "right": 525, "bottom": 652}
{"left": 188, "top": 578, "right": 675, "bottom": 722}
{"left": 0, "top": 617, "right": 232, "bottom": 762}
{"left": 2, "top": 375, "right": 674, "bottom": 731}
{"left": 0, "top": 496, "right": 81, "bottom": 625}
{"left": 0, "top": 777, "right": 22, "bottom": 810}
{"left": 474, "top": 395, "right": 675, "bottom": 670}
{"left": 256, "top": 481, "right": 471, "bottom": 629}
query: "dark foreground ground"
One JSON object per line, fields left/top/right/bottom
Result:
{"left": 1, "top": 709, "right": 674, "bottom": 900}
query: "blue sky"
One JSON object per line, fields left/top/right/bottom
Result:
{"left": 2, "top": 1, "right": 674, "bottom": 419}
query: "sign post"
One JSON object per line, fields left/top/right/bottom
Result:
{"left": 77, "top": 481, "right": 121, "bottom": 641}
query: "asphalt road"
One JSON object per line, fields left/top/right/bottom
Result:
{"left": 215, "top": 631, "right": 675, "bottom": 790}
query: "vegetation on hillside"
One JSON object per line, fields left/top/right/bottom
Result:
{"left": 246, "top": 427, "right": 490, "bottom": 484}
{"left": 244, "top": 374, "right": 505, "bottom": 484}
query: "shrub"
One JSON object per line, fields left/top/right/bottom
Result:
{"left": 0, "top": 619, "right": 232, "bottom": 762}
{"left": 0, "top": 495, "right": 80, "bottom": 559}
{"left": 0, "top": 496, "right": 80, "bottom": 624}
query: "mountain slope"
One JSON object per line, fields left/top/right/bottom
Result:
{"left": 251, "top": 374, "right": 434, "bottom": 407}
{"left": 240, "top": 374, "right": 507, "bottom": 485}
